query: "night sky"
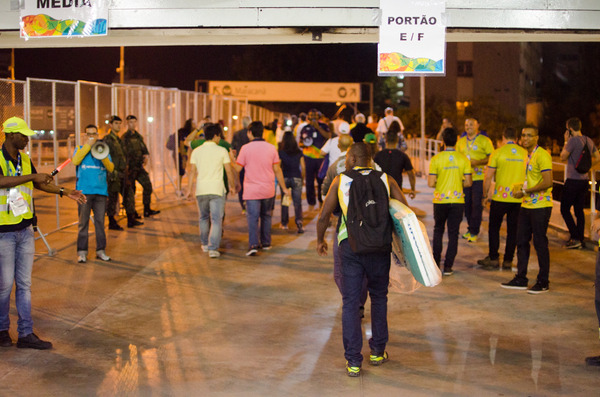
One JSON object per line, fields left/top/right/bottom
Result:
{"left": 14, "top": 44, "right": 379, "bottom": 91}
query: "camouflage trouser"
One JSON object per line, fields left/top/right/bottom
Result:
{"left": 106, "top": 178, "right": 135, "bottom": 217}
{"left": 130, "top": 168, "right": 153, "bottom": 207}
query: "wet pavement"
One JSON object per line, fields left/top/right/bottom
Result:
{"left": 1, "top": 177, "right": 599, "bottom": 396}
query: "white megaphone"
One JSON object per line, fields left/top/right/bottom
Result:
{"left": 91, "top": 141, "right": 110, "bottom": 160}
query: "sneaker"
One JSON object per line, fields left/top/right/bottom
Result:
{"left": 201, "top": 245, "right": 208, "bottom": 253}
{"left": 246, "top": 248, "right": 258, "bottom": 256}
{"left": 501, "top": 277, "right": 528, "bottom": 290}
{"left": 96, "top": 250, "right": 111, "bottom": 261}
{"left": 16, "top": 333, "right": 52, "bottom": 350}
{"left": 585, "top": 355, "right": 600, "bottom": 366}
{"left": 279, "top": 225, "right": 288, "bottom": 230}
{"left": 462, "top": 231, "right": 471, "bottom": 240}
{"left": 261, "top": 245, "right": 272, "bottom": 251}
{"left": 502, "top": 261, "right": 513, "bottom": 270}
{"left": 346, "top": 362, "right": 361, "bottom": 377}
{"left": 565, "top": 239, "right": 582, "bottom": 249}
{"left": 0, "top": 330, "right": 12, "bottom": 347}
{"left": 477, "top": 256, "right": 499, "bottom": 270}
{"left": 208, "top": 250, "right": 221, "bottom": 258}
{"left": 77, "top": 252, "right": 87, "bottom": 263}
{"left": 443, "top": 269, "right": 454, "bottom": 276}
{"left": 297, "top": 225, "right": 304, "bottom": 234}
{"left": 527, "top": 281, "right": 549, "bottom": 294}
{"left": 467, "top": 234, "right": 478, "bottom": 243}
{"left": 369, "top": 351, "right": 389, "bottom": 366}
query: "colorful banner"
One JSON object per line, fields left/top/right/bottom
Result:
{"left": 378, "top": 0, "right": 446, "bottom": 76}
{"left": 20, "top": 0, "right": 108, "bottom": 39}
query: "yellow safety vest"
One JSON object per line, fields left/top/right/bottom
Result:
{"left": 0, "top": 151, "right": 34, "bottom": 225}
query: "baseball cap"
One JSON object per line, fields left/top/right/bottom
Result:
{"left": 338, "top": 121, "right": 350, "bottom": 135}
{"left": 364, "top": 133, "right": 377, "bottom": 144}
{"left": 2, "top": 117, "right": 36, "bottom": 136}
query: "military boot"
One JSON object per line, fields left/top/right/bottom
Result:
{"left": 144, "top": 206, "right": 160, "bottom": 217}
{"left": 127, "top": 214, "right": 144, "bottom": 228}
{"left": 108, "top": 216, "right": 123, "bottom": 231}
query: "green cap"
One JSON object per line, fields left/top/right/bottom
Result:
{"left": 364, "top": 133, "right": 377, "bottom": 144}
{"left": 2, "top": 117, "right": 36, "bottom": 136}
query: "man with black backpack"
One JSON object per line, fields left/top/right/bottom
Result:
{"left": 560, "top": 117, "right": 600, "bottom": 249}
{"left": 316, "top": 142, "right": 406, "bottom": 378}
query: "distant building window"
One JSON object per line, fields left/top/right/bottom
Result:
{"left": 457, "top": 61, "right": 473, "bottom": 77}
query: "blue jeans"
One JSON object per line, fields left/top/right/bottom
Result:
{"left": 0, "top": 226, "right": 35, "bottom": 338}
{"left": 281, "top": 177, "right": 303, "bottom": 228}
{"left": 246, "top": 197, "right": 275, "bottom": 249}
{"left": 333, "top": 230, "right": 368, "bottom": 305}
{"left": 196, "top": 194, "right": 226, "bottom": 250}
{"left": 77, "top": 194, "right": 107, "bottom": 253}
{"left": 339, "top": 239, "right": 390, "bottom": 367}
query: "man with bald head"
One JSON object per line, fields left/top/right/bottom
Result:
{"left": 317, "top": 142, "right": 407, "bottom": 377}
{"left": 501, "top": 127, "right": 553, "bottom": 294}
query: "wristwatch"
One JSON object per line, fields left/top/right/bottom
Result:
{"left": 59, "top": 187, "right": 64, "bottom": 197}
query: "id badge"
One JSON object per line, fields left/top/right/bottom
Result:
{"left": 8, "top": 188, "right": 30, "bottom": 217}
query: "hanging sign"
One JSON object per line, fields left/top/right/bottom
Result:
{"left": 20, "top": 0, "right": 108, "bottom": 39}
{"left": 378, "top": 0, "right": 446, "bottom": 76}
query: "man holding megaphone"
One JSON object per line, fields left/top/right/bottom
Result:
{"left": 72, "top": 124, "right": 114, "bottom": 263}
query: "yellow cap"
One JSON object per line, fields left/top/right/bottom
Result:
{"left": 2, "top": 117, "right": 36, "bottom": 136}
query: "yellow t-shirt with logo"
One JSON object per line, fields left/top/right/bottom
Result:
{"left": 488, "top": 142, "right": 527, "bottom": 203}
{"left": 456, "top": 133, "right": 494, "bottom": 181}
{"left": 429, "top": 149, "right": 472, "bottom": 204}
{"left": 522, "top": 146, "right": 553, "bottom": 209}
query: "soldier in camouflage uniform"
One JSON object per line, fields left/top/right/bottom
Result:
{"left": 104, "top": 116, "right": 142, "bottom": 229}
{"left": 123, "top": 115, "right": 160, "bottom": 217}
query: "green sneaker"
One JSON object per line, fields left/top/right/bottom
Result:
{"left": 369, "top": 351, "right": 389, "bottom": 366}
{"left": 462, "top": 231, "right": 471, "bottom": 240}
{"left": 346, "top": 362, "right": 361, "bottom": 377}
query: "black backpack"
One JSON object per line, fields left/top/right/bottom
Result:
{"left": 343, "top": 168, "right": 392, "bottom": 254}
{"left": 575, "top": 136, "right": 592, "bottom": 174}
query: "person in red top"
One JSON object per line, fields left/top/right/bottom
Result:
{"left": 234, "top": 122, "right": 290, "bottom": 256}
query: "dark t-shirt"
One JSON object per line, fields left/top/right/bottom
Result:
{"left": 565, "top": 135, "right": 597, "bottom": 180}
{"left": 350, "top": 123, "right": 373, "bottom": 143}
{"left": 278, "top": 150, "right": 302, "bottom": 179}
{"left": 0, "top": 146, "right": 37, "bottom": 233}
{"left": 231, "top": 128, "right": 250, "bottom": 154}
{"left": 374, "top": 148, "right": 413, "bottom": 188}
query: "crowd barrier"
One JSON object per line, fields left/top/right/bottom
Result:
{"left": 0, "top": 78, "right": 285, "bottom": 236}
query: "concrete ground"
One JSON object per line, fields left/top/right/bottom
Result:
{"left": 1, "top": 177, "right": 600, "bottom": 396}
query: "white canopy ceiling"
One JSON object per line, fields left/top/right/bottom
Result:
{"left": 1, "top": 0, "right": 599, "bottom": 48}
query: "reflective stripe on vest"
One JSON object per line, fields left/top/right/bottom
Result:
{"left": 0, "top": 151, "right": 34, "bottom": 224}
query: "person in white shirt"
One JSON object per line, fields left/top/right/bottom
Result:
{"left": 320, "top": 121, "right": 351, "bottom": 164}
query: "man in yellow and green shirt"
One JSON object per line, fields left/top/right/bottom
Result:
{"left": 456, "top": 118, "right": 493, "bottom": 242}
{"left": 428, "top": 128, "right": 473, "bottom": 275}
{"left": 501, "top": 127, "right": 553, "bottom": 294}
{"left": 479, "top": 127, "right": 527, "bottom": 270}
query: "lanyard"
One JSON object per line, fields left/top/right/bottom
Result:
{"left": 6, "top": 153, "right": 22, "bottom": 177}
{"left": 526, "top": 145, "right": 539, "bottom": 177}
{"left": 465, "top": 133, "right": 479, "bottom": 153}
